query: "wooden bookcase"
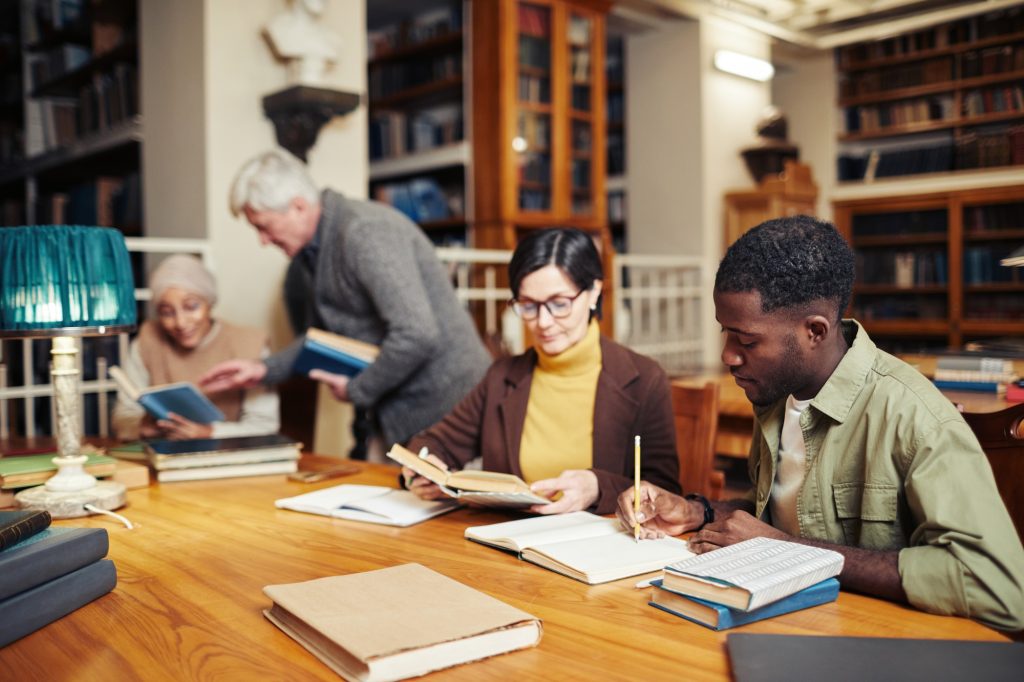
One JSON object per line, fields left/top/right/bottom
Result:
{"left": 606, "top": 31, "right": 625, "bottom": 253}
{"left": 834, "top": 184, "right": 1024, "bottom": 353}
{"left": 0, "top": 0, "right": 141, "bottom": 234}
{"left": 835, "top": 7, "right": 1024, "bottom": 182}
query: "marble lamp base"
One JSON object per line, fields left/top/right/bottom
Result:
{"left": 16, "top": 481, "right": 126, "bottom": 519}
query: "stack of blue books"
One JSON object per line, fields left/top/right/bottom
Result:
{"left": 0, "top": 510, "right": 116, "bottom": 647}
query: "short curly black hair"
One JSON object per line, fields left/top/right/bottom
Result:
{"left": 714, "top": 215, "right": 854, "bottom": 320}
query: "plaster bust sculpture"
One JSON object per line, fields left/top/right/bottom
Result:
{"left": 264, "top": 0, "right": 342, "bottom": 86}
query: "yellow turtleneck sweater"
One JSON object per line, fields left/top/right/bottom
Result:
{"left": 519, "top": 320, "right": 602, "bottom": 483}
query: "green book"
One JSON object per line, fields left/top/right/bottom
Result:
{"left": 0, "top": 453, "right": 118, "bottom": 489}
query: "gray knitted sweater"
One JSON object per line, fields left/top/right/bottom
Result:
{"left": 263, "top": 190, "right": 491, "bottom": 444}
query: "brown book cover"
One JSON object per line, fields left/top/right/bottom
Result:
{"left": 263, "top": 563, "right": 541, "bottom": 681}
{"left": 0, "top": 509, "right": 52, "bottom": 550}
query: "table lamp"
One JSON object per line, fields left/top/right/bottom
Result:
{"left": 0, "top": 225, "right": 137, "bottom": 518}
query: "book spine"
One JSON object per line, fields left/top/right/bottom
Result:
{"left": 0, "top": 528, "right": 110, "bottom": 601}
{"left": 0, "top": 510, "right": 51, "bottom": 550}
{"left": 138, "top": 394, "right": 170, "bottom": 421}
{"left": 0, "top": 559, "right": 117, "bottom": 647}
{"left": 932, "top": 379, "right": 1004, "bottom": 393}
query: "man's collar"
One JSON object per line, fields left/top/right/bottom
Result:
{"left": 808, "top": 319, "right": 876, "bottom": 423}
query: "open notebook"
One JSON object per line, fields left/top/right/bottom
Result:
{"left": 275, "top": 484, "right": 459, "bottom": 527}
{"left": 466, "top": 511, "right": 694, "bottom": 584}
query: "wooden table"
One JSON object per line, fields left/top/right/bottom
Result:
{"left": 0, "top": 461, "right": 1006, "bottom": 681}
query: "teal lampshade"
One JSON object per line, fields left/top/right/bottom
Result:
{"left": 0, "top": 225, "right": 137, "bottom": 336}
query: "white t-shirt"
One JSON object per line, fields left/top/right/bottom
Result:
{"left": 769, "top": 394, "right": 812, "bottom": 536}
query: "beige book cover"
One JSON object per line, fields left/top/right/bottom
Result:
{"left": 263, "top": 563, "right": 542, "bottom": 682}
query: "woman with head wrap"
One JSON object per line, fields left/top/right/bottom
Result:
{"left": 112, "top": 255, "right": 280, "bottom": 441}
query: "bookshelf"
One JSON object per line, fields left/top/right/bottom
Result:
{"left": 834, "top": 184, "right": 1024, "bottom": 353}
{"left": 0, "top": 0, "right": 24, "bottom": 225}
{"left": 366, "top": 1, "right": 469, "bottom": 247}
{"left": 606, "top": 31, "right": 625, "bottom": 253}
{"left": 835, "top": 7, "right": 1024, "bottom": 182}
{"left": 0, "top": 0, "right": 141, "bottom": 235}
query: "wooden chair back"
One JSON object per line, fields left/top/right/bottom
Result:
{"left": 671, "top": 380, "right": 723, "bottom": 500}
{"left": 963, "top": 402, "right": 1024, "bottom": 542}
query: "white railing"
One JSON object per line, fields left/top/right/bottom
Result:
{"left": 0, "top": 238, "right": 212, "bottom": 440}
{"left": 1, "top": 242, "right": 704, "bottom": 439}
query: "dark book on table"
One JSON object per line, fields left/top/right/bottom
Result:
{"left": 0, "top": 558, "right": 117, "bottom": 647}
{"left": 0, "top": 527, "right": 110, "bottom": 601}
{"left": 649, "top": 578, "right": 839, "bottom": 631}
{"left": 292, "top": 327, "right": 379, "bottom": 378}
{"left": 142, "top": 433, "right": 302, "bottom": 475}
{"left": 727, "top": 633, "right": 1024, "bottom": 682}
{"left": 109, "top": 365, "right": 225, "bottom": 424}
{"left": 0, "top": 509, "right": 51, "bottom": 550}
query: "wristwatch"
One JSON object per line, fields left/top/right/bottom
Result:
{"left": 685, "top": 493, "right": 715, "bottom": 531}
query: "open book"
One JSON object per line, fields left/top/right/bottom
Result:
{"left": 465, "top": 511, "right": 694, "bottom": 584}
{"left": 386, "top": 444, "right": 549, "bottom": 508}
{"left": 109, "top": 365, "right": 224, "bottom": 424}
{"left": 293, "top": 327, "right": 380, "bottom": 378}
{"left": 662, "top": 536, "right": 845, "bottom": 611}
{"left": 275, "top": 484, "right": 459, "bottom": 527}
{"left": 263, "top": 563, "right": 542, "bottom": 681}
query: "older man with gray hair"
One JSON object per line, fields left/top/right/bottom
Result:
{"left": 201, "top": 149, "right": 490, "bottom": 453}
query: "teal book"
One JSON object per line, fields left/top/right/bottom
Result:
{"left": 0, "top": 509, "right": 51, "bottom": 550}
{"left": 292, "top": 328, "right": 379, "bottom": 378}
{"left": 0, "top": 527, "right": 110, "bottom": 601}
{"left": 0, "top": 558, "right": 117, "bottom": 647}
{"left": 932, "top": 379, "right": 1003, "bottom": 393}
{"left": 649, "top": 577, "right": 840, "bottom": 631}
{"left": 109, "top": 365, "right": 225, "bottom": 424}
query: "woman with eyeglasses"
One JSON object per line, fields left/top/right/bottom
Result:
{"left": 403, "top": 228, "right": 681, "bottom": 514}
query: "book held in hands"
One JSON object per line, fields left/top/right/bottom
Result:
{"left": 108, "top": 365, "right": 225, "bottom": 423}
{"left": 661, "top": 536, "right": 844, "bottom": 611}
{"left": 293, "top": 327, "right": 380, "bottom": 378}
{"left": 263, "top": 563, "right": 542, "bottom": 681}
{"left": 465, "top": 511, "right": 694, "bottom": 584}
{"left": 275, "top": 484, "right": 459, "bottom": 527}
{"left": 386, "top": 444, "right": 549, "bottom": 508}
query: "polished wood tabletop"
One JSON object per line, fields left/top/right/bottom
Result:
{"left": 0, "top": 460, "right": 1007, "bottom": 681}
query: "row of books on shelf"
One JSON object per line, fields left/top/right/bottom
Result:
{"left": 571, "top": 159, "right": 590, "bottom": 190}
{"left": 567, "top": 16, "right": 591, "bottom": 47}
{"left": 23, "top": 0, "right": 87, "bottom": 39}
{"left": 606, "top": 37, "right": 624, "bottom": 83}
{"left": 852, "top": 209, "right": 946, "bottom": 237}
{"left": 607, "top": 132, "right": 625, "bottom": 175}
{"left": 839, "top": 57, "right": 952, "bottom": 98}
{"left": 26, "top": 43, "right": 90, "bottom": 90}
{"left": 0, "top": 123, "right": 23, "bottom": 165}
{"left": 518, "top": 4, "right": 550, "bottom": 38}
{"left": 518, "top": 73, "right": 551, "bottom": 104}
{"left": 964, "top": 202, "right": 1024, "bottom": 231}
{"left": 571, "top": 121, "right": 592, "bottom": 153}
{"left": 838, "top": 126, "right": 1024, "bottom": 180}
{"left": 32, "top": 173, "right": 142, "bottom": 233}
{"left": 571, "top": 83, "right": 591, "bottom": 111}
{"left": 570, "top": 46, "right": 591, "bottom": 84}
{"left": 372, "top": 176, "right": 462, "bottom": 225}
{"left": 962, "top": 44, "right": 1024, "bottom": 78}
{"left": 368, "top": 107, "right": 463, "bottom": 160}
{"left": 366, "top": 3, "right": 462, "bottom": 60}
{"left": 0, "top": 510, "right": 116, "bottom": 647}
{"left": 853, "top": 299, "right": 947, "bottom": 320}
{"left": 518, "top": 34, "right": 551, "bottom": 71}
{"left": 844, "top": 95, "right": 953, "bottom": 134}
{"left": 517, "top": 111, "right": 551, "bottom": 149}
{"left": 835, "top": 9, "right": 1024, "bottom": 67}
{"left": 963, "top": 294, "right": 1024, "bottom": 320}
{"left": 368, "top": 53, "right": 460, "bottom": 100}
{"left": 855, "top": 250, "right": 948, "bottom": 287}
{"left": 519, "top": 152, "right": 551, "bottom": 185}
{"left": 607, "top": 91, "right": 624, "bottom": 125}
{"left": 962, "top": 85, "right": 1024, "bottom": 117}
{"left": 965, "top": 245, "right": 1022, "bottom": 284}
{"left": 608, "top": 190, "right": 626, "bottom": 223}
{"left": 519, "top": 187, "right": 550, "bottom": 211}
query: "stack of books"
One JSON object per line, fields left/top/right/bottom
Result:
{"left": 110, "top": 433, "right": 301, "bottom": 483}
{"left": 649, "top": 537, "right": 844, "bottom": 630}
{"left": 933, "top": 355, "right": 1018, "bottom": 393}
{"left": 0, "top": 510, "right": 116, "bottom": 646}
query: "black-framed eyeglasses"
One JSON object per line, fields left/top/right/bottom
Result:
{"left": 508, "top": 289, "right": 587, "bottom": 320}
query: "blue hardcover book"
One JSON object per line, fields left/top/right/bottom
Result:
{"left": 292, "top": 327, "right": 379, "bottom": 378}
{"left": 649, "top": 577, "right": 840, "bottom": 631}
{"left": 932, "top": 379, "right": 1002, "bottom": 393}
{"left": 0, "top": 558, "right": 117, "bottom": 647}
{"left": 109, "top": 365, "right": 225, "bottom": 423}
{"left": 0, "top": 527, "right": 109, "bottom": 601}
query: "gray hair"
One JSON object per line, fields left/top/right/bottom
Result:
{"left": 229, "top": 148, "right": 320, "bottom": 217}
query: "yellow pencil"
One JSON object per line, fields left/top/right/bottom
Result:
{"left": 633, "top": 435, "right": 641, "bottom": 542}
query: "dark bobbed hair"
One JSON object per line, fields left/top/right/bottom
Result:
{"left": 714, "top": 215, "right": 855, "bottom": 322}
{"left": 509, "top": 228, "right": 604, "bottom": 318}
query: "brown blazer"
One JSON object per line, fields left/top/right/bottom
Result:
{"left": 407, "top": 335, "right": 681, "bottom": 514}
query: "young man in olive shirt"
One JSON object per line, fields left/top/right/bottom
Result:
{"left": 618, "top": 215, "right": 1024, "bottom": 631}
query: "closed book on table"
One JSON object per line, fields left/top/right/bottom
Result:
{"left": 263, "top": 563, "right": 542, "bottom": 681}
{"left": 0, "top": 453, "right": 117, "bottom": 489}
{"left": 663, "top": 537, "right": 844, "bottom": 611}
{"left": 292, "top": 327, "right": 379, "bottom": 378}
{"left": 0, "top": 558, "right": 117, "bottom": 647}
{"left": 0, "top": 509, "right": 51, "bottom": 550}
{"left": 649, "top": 577, "right": 840, "bottom": 630}
{"left": 465, "top": 511, "right": 694, "bottom": 584}
{"left": 275, "top": 484, "right": 459, "bottom": 527}
{"left": 156, "top": 459, "right": 298, "bottom": 482}
{"left": 0, "top": 527, "right": 110, "bottom": 601}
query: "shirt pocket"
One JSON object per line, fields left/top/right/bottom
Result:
{"left": 832, "top": 482, "right": 903, "bottom": 550}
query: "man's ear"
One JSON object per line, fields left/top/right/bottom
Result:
{"left": 805, "top": 315, "right": 832, "bottom": 347}
{"left": 291, "top": 196, "right": 309, "bottom": 213}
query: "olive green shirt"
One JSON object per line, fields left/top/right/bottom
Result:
{"left": 747, "top": 320, "right": 1024, "bottom": 631}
